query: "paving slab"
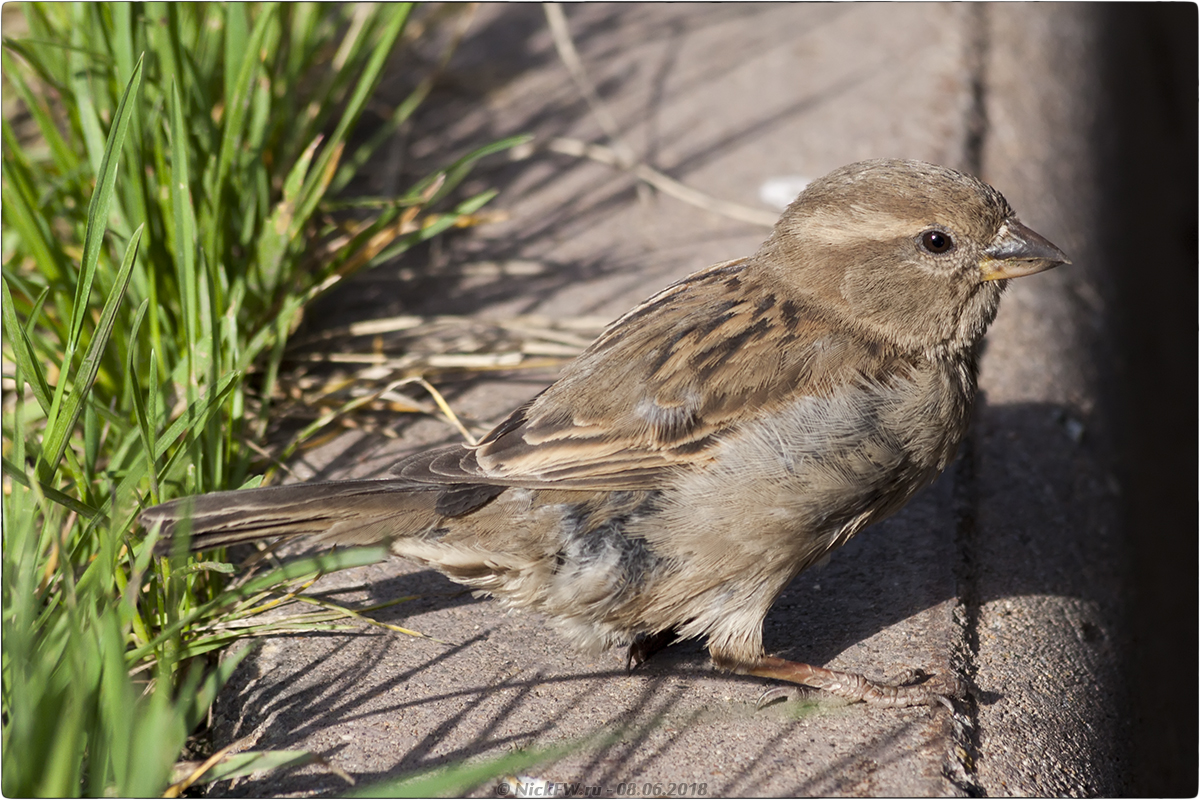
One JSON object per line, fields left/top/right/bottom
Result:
{"left": 205, "top": 4, "right": 1143, "bottom": 795}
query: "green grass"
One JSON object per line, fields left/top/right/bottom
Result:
{"left": 1, "top": 3, "right": 530, "bottom": 795}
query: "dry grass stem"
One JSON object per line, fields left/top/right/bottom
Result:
{"left": 537, "top": 3, "right": 777, "bottom": 228}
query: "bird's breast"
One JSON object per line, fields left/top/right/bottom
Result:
{"left": 643, "top": 358, "right": 973, "bottom": 570}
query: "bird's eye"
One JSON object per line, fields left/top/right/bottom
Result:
{"left": 920, "top": 229, "right": 954, "bottom": 254}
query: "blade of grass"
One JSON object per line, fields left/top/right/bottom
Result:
{"left": 127, "top": 299, "right": 160, "bottom": 505}
{"left": 167, "top": 78, "right": 198, "bottom": 366}
{"left": 43, "top": 54, "right": 144, "bottom": 478}
{"left": 254, "top": 133, "right": 322, "bottom": 291}
{"left": 1, "top": 458, "right": 102, "bottom": 520}
{"left": 349, "top": 736, "right": 606, "bottom": 798}
{"left": 222, "top": 4, "right": 248, "bottom": 105}
{"left": 291, "top": 4, "right": 411, "bottom": 227}
{"left": 205, "top": 4, "right": 275, "bottom": 260}
{"left": 125, "top": 545, "right": 389, "bottom": 666}
{"left": 40, "top": 225, "right": 143, "bottom": 483}
{"left": 67, "top": 5, "right": 107, "bottom": 179}
{"left": 413, "top": 134, "right": 532, "bottom": 205}
{"left": 173, "top": 750, "right": 317, "bottom": 790}
{"left": 328, "top": 6, "right": 478, "bottom": 194}
{"left": 2, "top": 278, "right": 56, "bottom": 414}
{"left": 101, "top": 372, "right": 241, "bottom": 524}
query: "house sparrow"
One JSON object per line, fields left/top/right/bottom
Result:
{"left": 141, "top": 159, "right": 1068, "bottom": 707}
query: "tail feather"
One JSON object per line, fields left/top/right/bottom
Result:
{"left": 140, "top": 479, "right": 443, "bottom": 552}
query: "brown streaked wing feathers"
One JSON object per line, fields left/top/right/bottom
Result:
{"left": 391, "top": 257, "right": 905, "bottom": 491}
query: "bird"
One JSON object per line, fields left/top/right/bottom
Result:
{"left": 141, "top": 159, "right": 1068, "bottom": 707}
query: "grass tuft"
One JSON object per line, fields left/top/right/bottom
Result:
{"left": 2, "top": 4, "right": 526, "bottom": 794}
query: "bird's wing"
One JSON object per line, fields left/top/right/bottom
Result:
{"left": 394, "top": 258, "right": 898, "bottom": 491}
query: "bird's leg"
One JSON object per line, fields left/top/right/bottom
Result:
{"left": 716, "top": 654, "right": 964, "bottom": 709}
{"left": 626, "top": 629, "right": 679, "bottom": 672}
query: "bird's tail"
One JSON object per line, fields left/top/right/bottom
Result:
{"left": 140, "top": 479, "right": 443, "bottom": 552}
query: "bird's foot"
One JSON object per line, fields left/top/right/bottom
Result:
{"left": 725, "top": 655, "right": 964, "bottom": 709}
{"left": 626, "top": 630, "right": 679, "bottom": 672}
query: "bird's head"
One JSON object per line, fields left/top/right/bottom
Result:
{"left": 759, "top": 158, "right": 1069, "bottom": 354}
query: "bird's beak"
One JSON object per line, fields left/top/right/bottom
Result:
{"left": 979, "top": 219, "right": 1071, "bottom": 281}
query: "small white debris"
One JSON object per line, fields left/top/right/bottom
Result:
{"left": 759, "top": 176, "right": 811, "bottom": 210}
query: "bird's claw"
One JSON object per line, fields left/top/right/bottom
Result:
{"left": 625, "top": 630, "right": 677, "bottom": 673}
{"left": 755, "top": 685, "right": 804, "bottom": 710}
